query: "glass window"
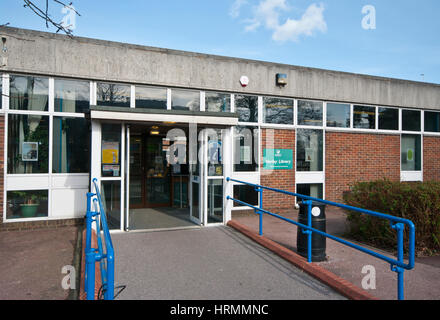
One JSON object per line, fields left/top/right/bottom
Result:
{"left": 135, "top": 85, "right": 167, "bottom": 109}
{"left": 8, "top": 114, "right": 49, "bottom": 174}
{"left": 297, "top": 100, "right": 323, "bottom": 126}
{"left": 207, "top": 179, "right": 223, "bottom": 223}
{"left": 233, "top": 126, "right": 258, "bottom": 172}
{"left": 233, "top": 184, "right": 258, "bottom": 207}
{"left": 235, "top": 95, "right": 258, "bottom": 123}
{"left": 101, "top": 181, "right": 121, "bottom": 230}
{"left": 171, "top": 89, "right": 200, "bottom": 111}
{"left": 401, "top": 134, "right": 421, "bottom": 171}
{"left": 9, "top": 75, "right": 48, "bottom": 111}
{"left": 52, "top": 117, "right": 90, "bottom": 173}
{"left": 191, "top": 181, "right": 200, "bottom": 220}
{"left": 205, "top": 92, "right": 231, "bottom": 113}
{"left": 6, "top": 190, "right": 48, "bottom": 219}
{"left": 326, "top": 103, "right": 350, "bottom": 128}
{"left": 0, "top": 75, "right": 2, "bottom": 109}
{"left": 207, "top": 129, "right": 223, "bottom": 176}
{"left": 425, "top": 111, "right": 440, "bottom": 133}
{"left": 263, "top": 97, "right": 293, "bottom": 124}
{"left": 378, "top": 107, "right": 399, "bottom": 130}
{"left": 97, "top": 82, "right": 130, "bottom": 108}
{"left": 296, "top": 184, "right": 323, "bottom": 200}
{"left": 402, "top": 110, "right": 421, "bottom": 131}
{"left": 296, "top": 129, "right": 323, "bottom": 172}
{"left": 55, "top": 79, "right": 90, "bottom": 113}
{"left": 353, "top": 105, "right": 376, "bottom": 129}
{"left": 101, "top": 123, "right": 121, "bottom": 177}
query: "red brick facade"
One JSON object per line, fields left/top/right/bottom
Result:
{"left": 423, "top": 135, "right": 440, "bottom": 182}
{"left": 325, "top": 132, "right": 401, "bottom": 202}
{"left": 260, "top": 129, "right": 295, "bottom": 210}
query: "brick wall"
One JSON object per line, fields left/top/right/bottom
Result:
{"left": 325, "top": 132, "right": 401, "bottom": 202}
{"left": 260, "top": 129, "right": 295, "bottom": 210}
{"left": 423, "top": 135, "right": 440, "bottom": 182}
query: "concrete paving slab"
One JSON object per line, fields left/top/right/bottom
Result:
{"left": 111, "top": 226, "right": 346, "bottom": 300}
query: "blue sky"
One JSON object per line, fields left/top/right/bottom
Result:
{"left": 1, "top": 0, "right": 440, "bottom": 84}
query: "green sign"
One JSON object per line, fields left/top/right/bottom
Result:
{"left": 263, "top": 149, "right": 293, "bottom": 170}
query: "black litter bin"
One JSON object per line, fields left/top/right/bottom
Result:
{"left": 296, "top": 201, "right": 327, "bottom": 262}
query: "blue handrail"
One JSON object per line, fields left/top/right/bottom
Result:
{"left": 226, "top": 177, "right": 415, "bottom": 300}
{"left": 84, "top": 178, "right": 115, "bottom": 300}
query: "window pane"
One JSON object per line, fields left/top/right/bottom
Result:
{"left": 9, "top": 75, "right": 48, "bottom": 111}
{"left": 263, "top": 97, "right": 293, "bottom": 124}
{"left": 296, "top": 129, "right": 323, "bottom": 172}
{"left": 401, "top": 134, "right": 421, "bottom": 171}
{"left": 353, "top": 105, "right": 375, "bottom": 129}
{"left": 8, "top": 114, "right": 49, "bottom": 174}
{"left": 0, "top": 75, "right": 2, "bottom": 109}
{"left": 233, "top": 126, "right": 258, "bottom": 172}
{"left": 402, "top": 110, "right": 421, "bottom": 131}
{"left": 207, "top": 179, "right": 223, "bottom": 223}
{"left": 296, "top": 184, "right": 323, "bottom": 200}
{"left": 205, "top": 92, "right": 231, "bottom": 112}
{"left": 378, "top": 107, "right": 399, "bottom": 130}
{"left": 208, "top": 129, "right": 223, "bottom": 176}
{"left": 171, "top": 89, "right": 200, "bottom": 111}
{"left": 425, "top": 111, "right": 440, "bottom": 133}
{"left": 233, "top": 184, "right": 258, "bottom": 207}
{"left": 101, "top": 181, "right": 121, "bottom": 230}
{"left": 52, "top": 117, "right": 90, "bottom": 173}
{"left": 135, "top": 85, "right": 167, "bottom": 109}
{"left": 101, "top": 123, "right": 121, "bottom": 177}
{"left": 235, "top": 95, "right": 258, "bottom": 123}
{"left": 191, "top": 182, "right": 200, "bottom": 220}
{"left": 297, "top": 100, "right": 323, "bottom": 126}
{"left": 7, "top": 190, "right": 48, "bottom": 219}
{"left": 326, "top": 103, "right": 350, "bottom": 128}
{"left": 55, "top": 79, "right": 90, "bottom": 113}
{"left": 97, "top": 82, "right": 130, "bottom": 108}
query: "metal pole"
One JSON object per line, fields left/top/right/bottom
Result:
{"left": 396, "top": 223, "right": 405, "bottom": 300}
{"left": 85, "top": 192, "right": 94, "bottom": 295}
{"left": 259, "top": 188, "right": 263, "bottom": 236}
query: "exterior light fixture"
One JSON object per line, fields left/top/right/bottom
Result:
{"left": 276, "top": 73, "right": 287, "bottom": 86}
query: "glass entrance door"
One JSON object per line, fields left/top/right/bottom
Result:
{"left": 190, "top": 128, "right": 202, "bottom": 225}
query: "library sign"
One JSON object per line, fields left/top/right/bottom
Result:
{"left": 263, "top": 149, "right": 293, "bottom": 170}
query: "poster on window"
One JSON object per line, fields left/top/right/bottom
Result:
{"left": 305, "top": 148, "right": 314, "bottom": 163}
{"left": 406, "top": 148, "right": 414, "bottom": 162}
{"left": 102, "top": 141, "right": 119, "bottom": 164}
{"left": 22, "top": 142, "right": 38, "bottom": 161}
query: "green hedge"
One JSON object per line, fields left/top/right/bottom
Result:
{"left": 342, "top": 179, "right": 440, "bottom": 256}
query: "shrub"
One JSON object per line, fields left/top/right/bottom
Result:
{"left": 343, "top": 179, "right": 440, "bottom": 256}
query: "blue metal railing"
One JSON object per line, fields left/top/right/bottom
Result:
{"left": 226, "top": 177, "right": 415, "bottom": 300}
{"left": 84, "top": 178, "right": 115, "bottom": 300}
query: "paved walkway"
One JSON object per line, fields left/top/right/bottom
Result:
{"left": 0, "top": 226, "right": 80, "bottom": 300}
{"left": 233, "top": 208, "right": 440, "bottom": 300}
{"left": 111, "top": 227, "right": 346, "bottom": 300}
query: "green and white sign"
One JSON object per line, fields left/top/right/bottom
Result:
{"left": 263, "top": 149, "right": 293, "bottom": 170}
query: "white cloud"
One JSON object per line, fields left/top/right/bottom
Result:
{"left": 230, "top": 0, "right": 327, "bottom": 42}
{"left": 272, "top": 3, "right": 327, "bottom": 42}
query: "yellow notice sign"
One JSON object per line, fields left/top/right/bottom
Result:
{"left": 102, "top": 142, "right": 119, "bottom": 164}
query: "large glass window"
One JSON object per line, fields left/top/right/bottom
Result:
{"left": 297, "top": 100, "right": 323, "bottom": 126}
{"left": 52, "top": 117, "right": 90, "bottom": 173}
{"left": 235, "top": 95, "right": 258, "bottom": 123}
{"left": 205, "top": 92, "right": 231, "bottom": 113}
{"left": 425, "top": 111, "right": 440, "bottom": 133}
{"left": 7, "top": 190, "right": 48, "bottom": 219}
{"left": 233, "top": 126, "right": 258, "bottom": 172}
{"left": 263, "top": 97, "right": 293, "bottom": 124}
{"left": 9, "top": 75, "right": 48, "bottom": 111}
{"left": 171, "top": 89, "right": 200, "bottom": 111}
{"left": 378, "top": 107, "right": 399, "bottom": 130}
{"left": 401, "top": 134, "right": 421, "bottom": 171}
{"left": 101, "top": 123, "right": 121, "bottom": 177}
{"left": 296, "top": 184, "right": 323, "bottom": 200}
{"left": 402, "top": 110, "right": 421, "bottom": 131}
{"left": 135, "top": 85, "right": 167, "bottom": 109}
{"left": 296, "top": 129, "right": 323, "bottom": 172}
{"left": 326, "top": 103, "right": 350, "bottom": 128}
{"left": 97, "top": 82, "right": 130, "bottom": 108}
{"left": 353, "top": 105, "right": 376, "bottom": 129}
{"left": 8, "top": 114, "right": 49, "bottom": 174}
{"left": 55, "top": 79, "right": 90, "bottom": 113}
{"left": 233, "top": 184, "right": 258, "bottom": 207}
{"left": 207, "top": 129, "right": 223, "bottom": 176}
